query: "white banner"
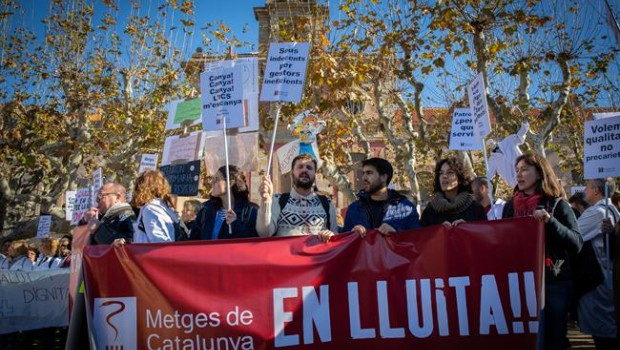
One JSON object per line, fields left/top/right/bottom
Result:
{"left": 260, "top": 42, "right": 310, "bottom": 102}
{"left": 449, "top": 108, "right": 483, "bottom": 150}
{"left": 468, "top": 73, "right": 491, "bottom": 139}
{"left": 201, "top": 65, "right": 246, "bottom": 131}
{"left": 583, "top": 115, "right": 620, "bottom": 179}
{"left": 0, "top": 269, "right": 69, "bottom": 334}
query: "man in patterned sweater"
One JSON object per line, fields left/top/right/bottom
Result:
{"left": 257, "top": 154, "right": 338, "bottom": 241}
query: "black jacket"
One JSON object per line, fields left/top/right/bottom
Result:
{"left": 503, "top": 196, "right": 583, "bottom": 282}
{"left": 90, "top": 203, "right": 136, "bottom": 244}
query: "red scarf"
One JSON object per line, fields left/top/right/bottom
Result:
{"left": 512, "top": 191, "right": 543, "bottom": 217}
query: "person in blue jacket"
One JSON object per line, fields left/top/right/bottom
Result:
{"left": 343, "top": 157, "right": 420, "bottom": 237}
{"left": 190, "top": 165, "right": 258, "bottom": 240}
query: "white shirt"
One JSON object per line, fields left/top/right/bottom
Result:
{"left": 487, "top": 198, "right": 506, "bottom": 220}
{"left": 8, "top": 256, "right": 34, "bottom": 271}
{"left": 488, "top": 122, "right": 529, "bottom": 187}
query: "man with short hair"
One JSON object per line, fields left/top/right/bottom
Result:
{"left": 471, "top": 176, "right": 506, "bottom": 220}
{"left": 343, "top": 157, "right": 420, "bottom": 236}
{"left": 577, "top": 178, "right": 620, "bottom": 348}
{"left": 87, "top": 183, "right": 135, "bottom": 244}
{"left": 257, "top": 154, "right": 338, "bottom": 241}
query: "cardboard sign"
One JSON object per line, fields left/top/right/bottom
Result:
{"left": 36, "top": 215, "right": 52, "bottom": 238}
{"left": 583, "top": 115, "right": 620, "bottom": 179}
{"left": 449, "top": 108, "right": 483, "bottom": 150}
{"left": 203, "top": 132, "right": 259, "bottom": 174}
{"left": 260, "top": 42, "right": 310, "bottom": 102}
{"left": 160, "top": 160, "right": 201, "bottom": 196}
{"left": 138, "top": 154, "right": 159, "bottom": 174}
{"left": 161, "top": 131, "right": 206, "bottom": 166}
{"left": 468, "top": 73, "right": 491, "bottom": 139}
{"left": 200, "top": 65, "right": 246, "bottom": 131}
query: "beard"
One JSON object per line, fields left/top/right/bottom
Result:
{"left": 366, "top": 180, "right": 384, "bottom": 195}
{"left": 293, "top": 173, "right": 314, "bottom": 190}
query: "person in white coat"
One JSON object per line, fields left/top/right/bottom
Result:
{"left": 487, "top": 121, "right": 529, "bottom": 187}
{"left": 130, "top": 170, "right": 178, "bottom": 243}
{"left": 471, "top": 176, "right": 506, "bottom": 220}
{"left": 577, "top": 178, "right": 620, "bottom": 349}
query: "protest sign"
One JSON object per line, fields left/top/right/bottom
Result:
{"left": 593, "top": 112, "right": 620, "bottom": 120}
{"left": 0, "top": 269, "right": 70, "bottom": 334}
{"left": 83, "top": 217, "right": 543, "bottom": 350}
{"left": 161, "top": 131, "right": 206, "bottom": 166}
{"left": 138, "top": 154, "right": 159, "bottom": 174}
{"left": 160, "top": 160, "right": 201, "bottom": 196}
{"left": 583, "top": 115, "right": 620, "bottom": 179}
{"left": 570, "top": 186, "right": 586, "bottom": 195}
{"left": 277, "top": 140, "right": 321, "bottom": 174}
{"left": 204, "top": 132, "right": 259, "bottom": 174}
{"left": 467, "top": 73, "right": 491, "bottom": 139}
{"left": 449, "top": 108, "right": 483, "bottom": 150}
{"left": 201, "top": 65, "right": 246, "bottom": 131}
{"left": 71, "top": 188, "right": 91, "bottom": 225}
{"left": 260, "top": 42, "right": 310, "bottom": 102}
{"left": 36, "top": 215, "right": 52, "bottom": 238}
{"left": 165, "top": 97, "right": 203, "bottom": 130}
{"left": 65, "top": 190, "right": 77, "bottom": 222}
{"left": 206, "top": 58, "right": 259, "bottom": 133}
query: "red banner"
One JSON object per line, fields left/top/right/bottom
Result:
{"left": 83, "top": 217, "right": 544, "bottom": 350}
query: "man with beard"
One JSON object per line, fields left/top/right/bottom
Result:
{"left": 343, "top": 158, "right": 420, "bottom": 236}
{"left": 87, "top": 183, "right": 135, "bottom": 244}
{"left": 257, "top": 154, "right": 338, "bottom": 241}
{"left": 471, "top": 176, "right": 506, "bottom": 220}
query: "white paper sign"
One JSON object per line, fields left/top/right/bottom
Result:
{"left": 206, "top": 58, "right": 259, "bottom": 132}
{"left": 138, "top": 154, "right": 159, "bottom": 174}
{"left": 276, "top": 140, "right": 322, "bottom": 174}
{"left": 467, "top": 73, "right": 491, "bottom": 139}
{"left": 260, "top": 42, "right": 310, "bottom": 102}
{"left": 203, "top": 132, "right": 259, "bottom": 174}
{"left": 161, "top": 131, "right": 206, "bottom": 166}
{"left": 449, "top": 108, "right": 483, "bottom": 150}
{"left": 583, "top": 115, "right": 620, "bottom": 179}
{"left": 200, "top": 65, "right": 246, "bottom": 131}
{"left": 71, "top": 188, "right": 91, "bottom": 225}
{"left": 36, "top": 215, "right": 52, "bottom": 238}
{"left": 93, "top": 168, "right": 103, "bottom": 193}
{"left": 64, "top": 191, "right": 76, "bottom": 222}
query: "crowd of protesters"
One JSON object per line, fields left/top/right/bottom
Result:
{"left": 1, "top": 152, "right": 620, "bottom": 350}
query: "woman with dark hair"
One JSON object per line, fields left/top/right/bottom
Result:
{"left": 131, "top": 169, "right": 180, "bottom": 243}
{"left": 502, "top": 152, "right": 582, "bottom": 350}
{"left": 190, "top": 165, "right": 258, "bottom": 240}
{"left": 420, "top": 156, "right": 487, "bottom": 227}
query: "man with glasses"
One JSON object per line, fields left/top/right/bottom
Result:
{"left": 87, "top": 183, "right": 135, "bottom": 244}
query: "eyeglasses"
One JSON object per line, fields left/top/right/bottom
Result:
{"left": 97, "top": 192, "right": 117, "bottom": 200}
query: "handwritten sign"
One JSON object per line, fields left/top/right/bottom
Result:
{"left": 65, "top": 191, "right": 76, "bottom": 222}
{"left": 71, "top": 188, "right": 91, "bottom": 225}
{"left": 160, "top": 160, "right": 201, "bottom": 196}
{"left": 200, "top": 66, "right": 245, "bottom": 131}
{"left": 467, "top": 73, "right": 491, "bottom": 139}
{"left": 583, "top": 115, "right": 620, "bottom": 179}
{"left": 260, "top": 42, "right": 310, "bottom": 103}
{"left": 161, "top": 131, "right": 206, "bottom": 166}
{"left": 36, "top": 215, "right": 52, "bottom": 238}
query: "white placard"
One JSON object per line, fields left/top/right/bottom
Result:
{"left": 206, "top": 58, "right": 259, "bottom": 132}
{"left": 448, "top": 108, "right": 483, "bottom": 150}
{"left": 260, "top": 42, "right": 310, "bottom": 103}
{"left": 138, "top": 154, "right": 159, "bottom": 174}
{"left": 36, "top": 215, "right": 52, "bottom": 238}
{"left": 161, "top": 131, "right": 206, "bottom": 166}
{"left": 200, "top": 65, "right": 246, "bottom": 131}
{"left": 93, "top": 168, "right": 103, "bottom": 193}
{"left": 64, "top": 191, "right": 76, "bottom": 222}
{"left": 584, "top": 115, "right": 620, "bottom": 179}
{"left": 570, "top": 186, "right": 586, "bottom": 195}
{"left": 71, "top": 188, "right": 91, "bottom": 225}
{"left": 203, "top": 132, "right": 259, "bottom": 174}
{"left": 467, "top": 72, "right": 491, "bottom": 139}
